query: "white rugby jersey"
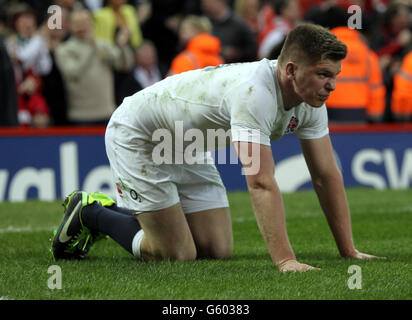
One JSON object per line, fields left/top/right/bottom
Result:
{"left": 111, "top": 59, "right": 329, "bottom": 150}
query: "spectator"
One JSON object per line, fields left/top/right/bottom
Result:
{"left": 83, "top": 0, "right": 104, "bottom": 12}
{"left": 93, "top": 0, "right": 143, "bottom": 49}
{"left": 137, "top": 0, "right": 202, "bottom": 68}
{"left": 305, "top": 1, "right": 374, "bottom": 37}
{"left": 53, "top": 0, "right": 95, "bottom": 11}
{"left": 17, "top": 0, "right": 54, "bottom": 24}
{"left": 391, "top": 51, "right": 412, "bottom": 121}
{"left": 370, "top": 1, "right": 412, "bottom": 61}
{"left": 234, "top": 0, "right": 260, "bottom": 34}
{"left": 94, "top": 0, "right": 143, "bottom": 105}
{"left": 168, "top": 15, "right": 223, "bottom": 75}
{"left": 299, "top": 0, "right": 323, "bottom": 18}
{"left": 55, "top": 8, "right": 134, "bottom": 126}
{"left": 118, "top": 39, "right": 167, "bottom": 100}
{"left": 0, "top": 2, "right": 11, "bottom": 38}
{"left": 135, "top": 0, "right": 153, "bottom": 25}
{"left": 83, "top": 0, "right": 146, "bottom": 13}
{"left": 7, "top": 4, "right": 52, "bottom": 77}
{"left": 201, "top": 0, "right": 257, "bottom": 63}
{"left": 326, "top": 8, "right": 386, "bottom": 123}
{"left": 256, "top": 0, "right": 276, "bottom": 45}
{"left": 266, "top": 35, "right": 286, "bottom": 60}
{"left": 139, "top": 0, "right": 183, "bottom": 69}
{"left": 0, "top": 36, "right": 18, "bottom": 127}
{"left": 258, "top": 0, "right": 300, "bottom": 59}
{"left": 6, "top": 4, "right": 52, "bottom": 127}
{"left": 304, "top": 0, "right": 337, "bottom": 27}
{"left": 41, "top": 5, "right": 71, "bottom": 126}
{"left": 369, "top": 2, "right": 412, "bottom": 121}
{"left": 310, "top": 5, "right": 386, "bottom": 123}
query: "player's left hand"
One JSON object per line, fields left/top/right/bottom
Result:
{"left": 344, "top": 249, "right": 386, "bottom": 260}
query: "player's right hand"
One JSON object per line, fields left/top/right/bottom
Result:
{"left": 277, "top": 259, "right": 320, "bottom": 273}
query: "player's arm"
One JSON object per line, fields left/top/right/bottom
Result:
{"left": 234, "top": 141, "right": 319, "bottom": 272}
{"left": 300, "top": 134, "right": 381, "bottom": 259}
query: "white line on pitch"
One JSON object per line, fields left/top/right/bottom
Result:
{"left": 0, "top": 226, "right": 56, "bottom": 234}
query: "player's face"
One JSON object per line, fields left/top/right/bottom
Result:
{"left": 293, "top": 59, "right": 341, "bottom": 107}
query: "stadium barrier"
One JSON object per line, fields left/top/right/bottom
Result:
{"left": 1, "top": 124, "right": 412, "bottom": 201}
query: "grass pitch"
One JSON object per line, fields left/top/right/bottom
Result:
{"left": 0, "top": 188, "right": 411, "bottom": 300}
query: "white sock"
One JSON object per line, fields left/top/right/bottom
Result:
{"left": 132, "top": 229, "right": 145, "bottom": 258}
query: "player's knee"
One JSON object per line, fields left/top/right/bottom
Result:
{"left": 199, "top": 242, "right": 233, "bottom": 260}
{"left": 161, "top": 240, "right": 197, "bottom": 261}
{"left": 212, "top": 243, "right": 233, "bottom": 260}
{"left": 168, "top": 246, "right": 197, "bottom": 261}
{"left": 141, "top": 238, "right": 197, "bottom": 261}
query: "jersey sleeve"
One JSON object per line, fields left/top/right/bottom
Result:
{"left": 296, "top": 104, "right": 329, "bottom": 140}
{"left": 227, "top": 80, "right": 276, "bottom": 146}
{"left": 231, "top": 126, "right": 271, "bottom": 146}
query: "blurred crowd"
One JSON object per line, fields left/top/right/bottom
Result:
{"left": 1, "top": 0, "right": 412, "bottom": 128}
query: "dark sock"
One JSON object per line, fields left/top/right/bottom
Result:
{"left": 108, "top": 204, "right": 135, "bottom": 216}
{"left": 81, "top": 202, "right": 141, "bottom": 254}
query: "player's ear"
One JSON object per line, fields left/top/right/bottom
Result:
{"left": 285, "top": 62, "right": 297, "bottom": 80}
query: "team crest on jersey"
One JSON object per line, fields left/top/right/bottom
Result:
{"left": 116, "top": 179, "right": 142, "bottom": 202}
{"left": 284, "top": 116, "right": 299, "bottom": 135}
{"left": 116, "top": 183, "right": 124, "bottom": 198}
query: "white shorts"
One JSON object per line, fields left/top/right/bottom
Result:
{"left": 105, "top": 114, "right": 229, "bottom": 215}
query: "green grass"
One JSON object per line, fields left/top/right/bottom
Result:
{"left": 0, "top": 189, "right": 411, "bottom": 300}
